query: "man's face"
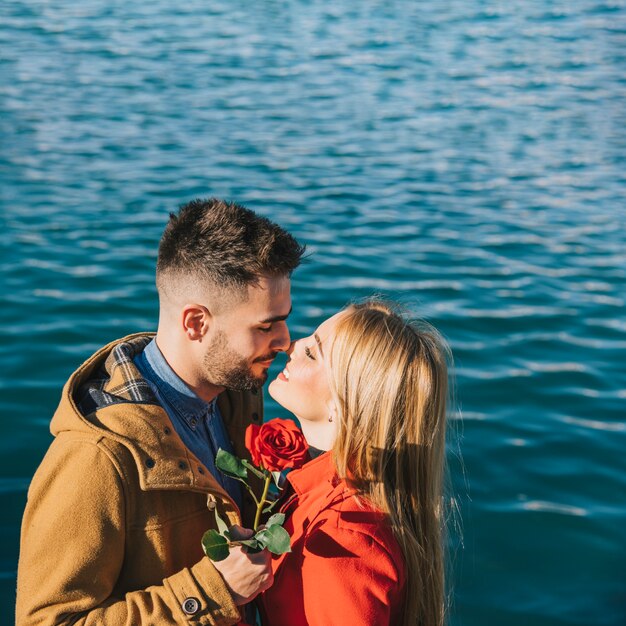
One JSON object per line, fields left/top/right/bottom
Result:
{"left": 202, "top": 275, "right": 292, "bottom": 391}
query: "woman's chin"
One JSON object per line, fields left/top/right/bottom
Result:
{"left": 267, "top": 378, "right": 282, "bottom": 403}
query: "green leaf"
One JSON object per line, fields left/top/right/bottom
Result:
{"left": 227, "top": 536, "right": 263, "bottom": 554}
{"left": 254, "top": 524, "right": 292, "bottom": 555}
{"left": 213, "top": 508, "right": 229, "bottom": 536}
{"left": 216, "top": 449, "right": 248, "bottom": 480}
{"left": 201, "top": 529, "right": 230, "bottom": 561}
{"left": 254, "top": 530, "right": 268, "bottom": 549}
{"left": 241, "top": 459, "right": 266, "bottom": 480}
{"left": 265, "top": 513, "right": 285, "bottom": 527}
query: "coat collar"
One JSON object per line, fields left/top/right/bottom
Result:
{"left": 286, "top": 451, "right": 356, "bottom": 509}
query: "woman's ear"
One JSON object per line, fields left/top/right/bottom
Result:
{"left": 182, "top": 304, "right": 211, "bottom": 341}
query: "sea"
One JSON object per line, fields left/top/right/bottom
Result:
{"left": 1, "top": 1, "right": 625, "bottom": 624}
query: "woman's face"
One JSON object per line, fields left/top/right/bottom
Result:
{"left": 268, "top": 312, "right": 344, "bottom": 426}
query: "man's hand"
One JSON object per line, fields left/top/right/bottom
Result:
{"left": 212, "top": 525, "right": 274, "bottom": 605}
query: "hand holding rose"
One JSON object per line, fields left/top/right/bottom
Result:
{"left": 202, "top": 418, "right": 309, "bottom": 561}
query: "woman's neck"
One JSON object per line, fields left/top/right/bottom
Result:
{"left": 299, "top": 419, "right": 335, "bottom": 452}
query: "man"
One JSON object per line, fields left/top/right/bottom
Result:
{"left": 16, "top": 199, "right": 305, "bottom": 625}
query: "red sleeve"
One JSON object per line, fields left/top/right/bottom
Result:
{"left": 298, "top": 523, "right": 404, "bottom": 626}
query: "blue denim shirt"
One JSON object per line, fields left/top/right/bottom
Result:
{"left": 134, "top": 339, "right": 242, "bottom": 509}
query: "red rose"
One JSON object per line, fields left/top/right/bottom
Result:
{"left": 245, "top": 418, "right": 309, "bottom": 472}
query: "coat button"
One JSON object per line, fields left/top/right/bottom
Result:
{"left": 251, "top": 412, "right": 259, "bottom": 422}
{"left": 181, "top": 596, "right": 200, "bottom": 615}
{"left": 178, "top": 461, "right": 188, "bottom": 470}
{"left": 145, "top": 458, "right": 155, "bottom": 469}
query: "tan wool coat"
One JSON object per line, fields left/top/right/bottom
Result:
{"left": 16, "top": 333, "right": 264, "bottom": 626}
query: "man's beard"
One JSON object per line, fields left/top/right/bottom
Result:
{"left": 203, "top": 330, "right": 272, "bottom": 391}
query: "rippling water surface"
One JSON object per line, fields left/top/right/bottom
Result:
{"left": 1, "top": 1, "right": 625, "bottom": 624}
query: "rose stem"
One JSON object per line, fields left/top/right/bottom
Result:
{"left": 254, "top": 472, "right": 272, "bottom": 530}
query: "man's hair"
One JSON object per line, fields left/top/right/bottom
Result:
{"left": 156, "top": 198, "right": 305, "bottom": 298}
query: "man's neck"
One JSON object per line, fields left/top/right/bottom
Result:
{"left": 154, "top": 334, "right": 224, "bottom": 404}
{"left": 182, "top": 378, "right": 224, "bottom": 405}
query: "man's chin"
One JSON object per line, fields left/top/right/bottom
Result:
{"left": 223, "top": 369, "right": 267, "bottom": 392}
{"left": 250, "top": 363, "right": 270, "bottom": 385}
{"left": 245, "top": 374, "right": 268, "bottom": 391}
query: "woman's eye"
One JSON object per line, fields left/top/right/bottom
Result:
{"left": 304, "top": 346, "right": 316, "bottom": 360}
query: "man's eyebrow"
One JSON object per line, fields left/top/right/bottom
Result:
{"left": 259, "top": 306, "right": 293, "bottom": 324}
{"left": 314, "top": 333, "right": 324, "bottom": 358}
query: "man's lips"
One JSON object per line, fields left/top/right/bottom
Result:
{"left": 254, "top": 354, "right": 277, "bottom": 366}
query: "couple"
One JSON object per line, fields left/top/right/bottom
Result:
{"left": 16, "top": 199, "right": 449, "bottom": 626}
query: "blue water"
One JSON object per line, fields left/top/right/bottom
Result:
{"left": 1, "top": 1, "right": 625, "bottom": 624}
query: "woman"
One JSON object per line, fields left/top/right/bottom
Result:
{"left": 258, "top": 300, "right": 450, "bottom": 626}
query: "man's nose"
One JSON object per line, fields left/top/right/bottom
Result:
{"left": 271, "top": 322, "right": 291, "bottom": 352}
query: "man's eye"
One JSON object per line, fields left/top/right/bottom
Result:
{"left": 304, "top": 346, "right": 316, "bottom": 360}
{"left": 258, "top": 325, "right": 272, "bottom": 333}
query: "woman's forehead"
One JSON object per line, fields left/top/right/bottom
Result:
{"left": 315, "top": 310, "right": 348, "bottom": 341}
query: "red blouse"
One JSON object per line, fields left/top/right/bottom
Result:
{"left": 258, "top": 451, "right": 406, "bottom": 626}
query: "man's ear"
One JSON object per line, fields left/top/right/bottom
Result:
{"left": 182, "top": 304, "right": 211, "bottom": 341}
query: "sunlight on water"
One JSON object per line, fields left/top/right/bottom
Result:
{"left": 1, "top": 0, "right": 625, "bottom": 624}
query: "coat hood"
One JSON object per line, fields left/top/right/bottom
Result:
{"left": 49, "top": 332, "right": 261, "bottom": 499}
{"left": 51, "top": 332, "right": 158, "bottom": 439}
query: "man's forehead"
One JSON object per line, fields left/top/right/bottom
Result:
{"left": 239, "top": 276, "right": 292, "bottom": 319}
{"left": 257, "top": 304, "right": 293, "bottom": 324}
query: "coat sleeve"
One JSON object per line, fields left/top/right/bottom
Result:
{"left": 298, "top": 522, "right": 405, "bottom": 626}
{"left": 16, "top": 438, "right": 241, "bottom": 626}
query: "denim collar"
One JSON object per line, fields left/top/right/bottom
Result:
{"left": 142, "top": 339, "right": 215, "bottom": 427}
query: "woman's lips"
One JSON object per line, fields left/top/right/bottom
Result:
{"left": 277, "top": 367, "right": 290, "bottom": 382}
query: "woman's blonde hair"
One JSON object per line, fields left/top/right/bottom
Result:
{"left": 328, "top": 299, "right": 450, "bottom": 626}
